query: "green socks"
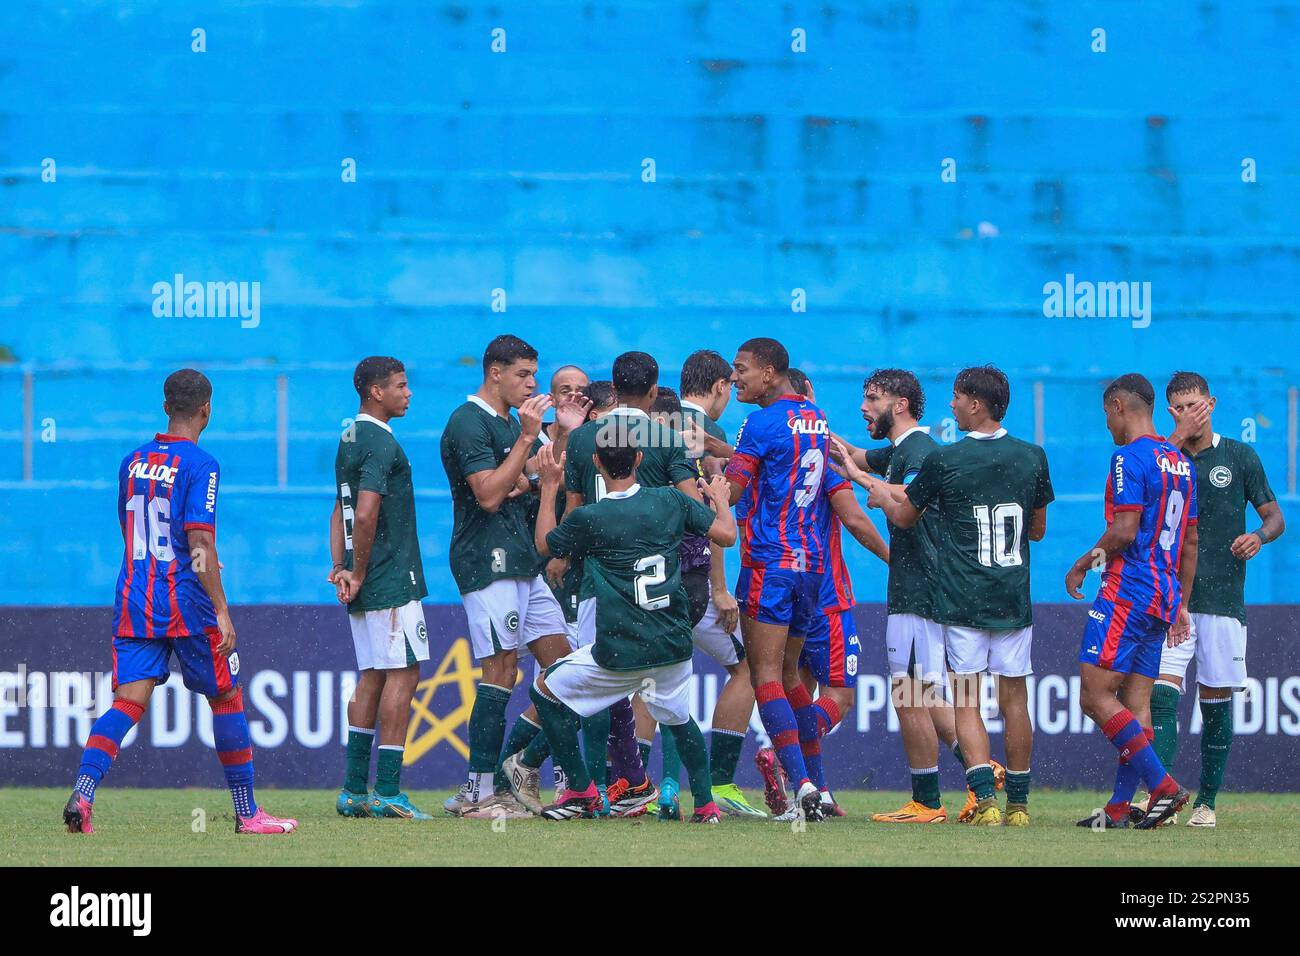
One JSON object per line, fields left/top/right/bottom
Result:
{"left": 493, "top": 714, "right": 542, "bottom": 792}
{"left": 660, "top": 725, "right": 682, "bottom": 784}
{"left": 343, "top": 726, "right": 375, "bottom": 794}
{"left": 375, "top": 745, "right": 404, "bottom": 798}
{"left": 529, "top": 683, "right": 591, "bottom": 793}
{"left": 966, "top": 763, "right": 996, "bottom": 801}
{"left": 521, "top": 723, "right": 552, "bottom": 769}
{"left": 709, "top": 728, "right": 745, "bottom": 786}
{"left": 911, "top": 767, "right": 941, "bottom": 809}
{"left": 468, "top": 683, "right": 511, "bottom": 775}
{"left": 1151, "top": 682, "right": 1181, "bottom": 769}
{"left": 1005, "top": 769, "right": 1030, "bottom": 806}
{"left": 1197, "top": 697, "right": 1234, "bottom": 810}
{"left": 666, "top": 719, "right": 713, "bottom": 809}
{"left": 581, "top": 708, "right": 612, "bottom": 788}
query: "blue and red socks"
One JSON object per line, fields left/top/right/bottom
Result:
{"left": 755, "top": 682, "right": 810, "bottom": 789}
{"left": 1105, "top": 726, "right": 1153, "bottom": 822}
{"left": 787, "top": 684, "right": 826, "bottom": 790}
{"left": 813, "top": 696, "right": 842, "bottom": 738}
{"left": 1102, "top": 709, "right": 1174, "bottom": 797}
{"left": 211, "top": 690, "right": 257, "bottom": 818}
{"left": 75, "top": 698, "right": 146, "bottom": 802}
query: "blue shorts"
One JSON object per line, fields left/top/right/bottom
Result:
{"left": 1078, "top": 598, "right": 1170, "bottom": 679}
{"left": 796, "top": 607, "right": 860, "bottom": 688}
{"left": 736, "top": 566, "right": 820, "bottom": 634}
{"left": 112, "top": 631, "right": 240, "bottom": 698}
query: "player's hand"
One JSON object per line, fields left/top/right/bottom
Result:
{"left": 1169, "top": 606, "right": 1192, "bottom": 646}
{"left": 545, "top": 556, "right": 569, "bottom": 589}
{"left": 537, "top": 443, "right": 565, "bottom": 484}
{"left": 1167, "top": 398, "right": 1209, "bottom": 447}
{"left": 518, "top": 394, "right": 553, "bottom": 441}
{"left": 829, "top": 437, "right": 865, "bottom": 484}
{"left": 554, "top": 393, "right": 593, "bottom": 432}
{"left": 334, "top": 569, "right": 360, "bottom": 604}
{"left": 828, "top": 432, "right": 855, "bottom": 464}
{"left": 683, "top": 418, "right": 708, "bottom": 459}
{"left": 713, "top": 588, "right": 739, "bottom": 634}
{"left": 215, "top": 610, "right": 237, "bottom": 657}
{"left": 699, "top": 474, "right": 730, "bottom": 509}
{"left": 864, "top": 475, "right": 891, "bottom": 510}
{"left": 1065, "top": 564, "right": 1087, "bottom": 600}
{"left": 1230, "top": 532, "right": 1263, "bottom": 560}
{"left": 507, "top": 473, "right": 531, "bottom": 498}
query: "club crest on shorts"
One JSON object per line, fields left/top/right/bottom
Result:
{"left": 1209, "top": 465, "right": 1232, "bottom": 488}
{"left": 505, "top": 610, "right": 520, "bottom": 632}
{"left": 416, "top": 621, "right": 428, "bottom": 643}
{"left": 228, "top": 652, "right": 240, "bottom": 676}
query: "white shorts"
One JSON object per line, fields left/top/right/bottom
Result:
{"left": 886, "top": 613, "right": 947, "bottom": 683}
{"left": 542, "top": 644, "right": 695, "bottom": 726}
{"left": 1159, "top": 613, "right": 1248, "bottom": 689}
{"left": 348, "top": 600, "right": 429, "bottom": 671}
{"left": 944, "top": 625, "right": 1033, "bottom": 678}
{"left": 693, "top": 586, "right": 742, "bottom": 667}
{"left": 462, "top": 576, "right": 568, "bottom": 661}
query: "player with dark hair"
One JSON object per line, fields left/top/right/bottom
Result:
{"left": 865, "top": 365, "right": 1052, "bottom": 826}
{"left": 329, "top": 357, "right": 435, "bottom": 818}
{"left": 531, "top": 430, "right": 737, "bottom": 822}
{"left": 1067, "top": 373, "right": 1198, "bottom": 830}
{"left": 725, "top": 338, "right": 886, "bottom": 822}
{"left": 65, "top": 370, "right": 297, "bottom": 835}
{"left": 585, "top": 380, "right": 616, "bottom": 416}
{"left": 1151, "top": 371, "right": 1285, "bottom": 827}
{"left": 677, "top": 349, "right": 762, "bottom": 817}
{"left": 440, "top": 336, "right": 588, "bottom": 818}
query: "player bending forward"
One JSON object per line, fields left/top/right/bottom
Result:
{"left": 64, "top": 370, "right": 297, "bottom": 836}
{"left": 528, "top": 432, "right": 736, "bottom": 822}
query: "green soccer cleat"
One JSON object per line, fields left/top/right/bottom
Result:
{"left": 370, "top": 791, "right": 433, "bottom": 820}
{"left": 657, "top": 777, "right": 682, "bottom": 821}
{"left": 336, "top": 789, "right": 372, "bottom": 818}
{"left": 713, "top": 783, "right": 767, "bottom": 818}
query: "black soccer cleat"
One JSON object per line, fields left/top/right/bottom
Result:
{"left": 1134, "top": 786, "right": 1190, "bottom": 830}
{"left": 541, "top": 786, "right": 603, "bottom": 821}
{"left": 1076, "top": 808, "right": 1130, "bottom": 829}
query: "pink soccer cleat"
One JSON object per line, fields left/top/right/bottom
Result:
{"left": 63, "top": 792, "right": 95, "bottom": 834}
{"left": 235, "top": 807, "right": 298, "bottom": 834}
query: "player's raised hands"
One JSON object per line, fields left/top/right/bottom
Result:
{"left": 554, "top": 392, "right": 593, "bottom": 432}
{"left": 1167, "top": 397, "right": 1209, "bottom": 448}
{"left": 536, "top": 442, "right": 565, "bottom": 483}
{"left": 699, "top": 473, "right": 730, "bottom": 509}
{"left": 829, "top": 437, "right": 866, "bottom": 485}
{"left": 683, "top": 418, "right": 707, "bottom": 458}
{"left": 518, "top": 393, "right": 553, "bottom": 440}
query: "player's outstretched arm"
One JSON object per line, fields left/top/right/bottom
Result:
{"left": 1170, "top": 522, "right": 1199, "bottom": 644}
{"left": 700, "top": 475, "right": 737, "bottom": 547}
{"left": 467, "top": 393, "right": 553, "bottom": 513}
{"left": 1064, "top": 510, "right": 1139, "bottom": 600}
{"left": 829, "top": 433, "right": 870, "bottom": 473}
{"left": 188, "top": 527, "right": 236, "bottom": 655}
{"left": 830, "top": 488, "right": 890, "bottom": 564}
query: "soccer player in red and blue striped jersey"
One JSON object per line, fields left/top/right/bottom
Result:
{"left": 63, "top": 370, "right": 296, "bottom": 836}
{"left": 1066, "top": 373, "right": 1198, "bottom": 830}
{"left": 725, "top": 340, "right": 872, "bottom": 822}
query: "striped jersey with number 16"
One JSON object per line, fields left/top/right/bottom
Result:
{"left": 1099, "top": 434, "right": 1198, "bottom": 622}
{"left": 113, "top": 433, "right": 221, "bottom": 638}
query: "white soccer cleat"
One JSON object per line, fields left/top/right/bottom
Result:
{"left": 1187, "top": 805, "right": 1216, "bottom": 828}
{"left": 503, "top": 751, "right": 543, "bottom": 814}
{"left": 463, "top": 792, "right": 535, "bottom": 820}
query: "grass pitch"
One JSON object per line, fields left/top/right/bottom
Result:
{"left": 5, "top": 788, "right": 1297, "bottom": 866}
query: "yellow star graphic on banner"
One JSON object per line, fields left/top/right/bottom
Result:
{"left": 404, "top": 637, "right": 522, "bottom": 764}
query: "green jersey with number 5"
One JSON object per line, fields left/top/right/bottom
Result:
{"left": 904, "top": 430, "right": 1054, "bottom": 629}
{"left": 335, "top": 415, "right": 428, "bottom": 612}
{"left": 545, "top": 485, "right": 716, "bottom": 671}
{"left": 441, "top": 397, "right": 544, "bottom": 595}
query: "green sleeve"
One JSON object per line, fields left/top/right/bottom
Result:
{"left": 447, "top": 411, "right": 497, "bottom": 479}
{"left": 358, "top": 439, "right": 398, "bottom": 495}
{"left": 1033, "top": 446, "right": 1056, "bottom": 508}
{"left": 865, "top": 445, "right": 893, "bottom": 476}
{"left": 564, "top": 433, "right": 585, "bottom": 494}
{"left": 905, "top": 452, "right": 943, "bottom": 511}
{"left": 681, "top": 491, "right": 717, "bottom": 537}
{"left": 1240, "top": 444, "right": 1277, "bottom": 509}
{"left": 667, "top": 443, "right": 698, "bottom": 486}
{"left": 546, "top": 508, "right": 589, "bottom": 559}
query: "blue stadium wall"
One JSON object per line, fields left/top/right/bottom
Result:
{"left": 2, "top": 2, "right": 1299, "bottom": 787}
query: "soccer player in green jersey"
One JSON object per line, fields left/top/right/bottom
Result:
{"left": 439, "top": 335, "right": 589, "bottom": 818}
{"left": 530, "top": 431, "right": 738, "bottom": 822}
{"left": 835, "top": 368, "right": 1001, "bottom": 823}
{"left": 865, "top": 366, "right": 1053, "bottom": 827}
{"left": 1156, "top": 371, "right": 1286, "bottom": 827}
{"left": 330, "top": 357, "right": 431, "bottom": 819}
{"left": 680, "top": 349, "right": 767, "bottom": 818}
